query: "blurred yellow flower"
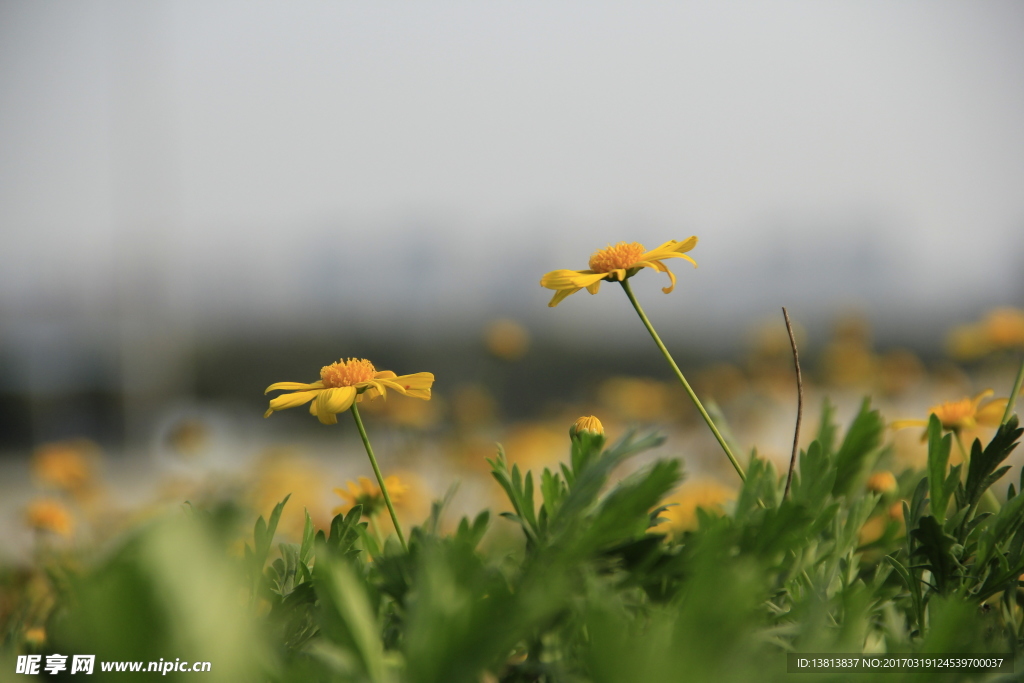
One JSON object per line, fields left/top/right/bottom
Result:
{"left": 452, "top": 383, "right": 498, "bottom": 428}
{"left": 660, "top": 479, "right": 735, "bottom": 532}
{"left": 858, "top": 515, "right": 889, "bottom": 546}
{"left": 891, "top": 390, "right": 1008, "bottom": 434}
{"left": 539, "top": 237, "right": 698, "bottom": 307}
{"left": 333, "top": 476, "right": 408, "bottom": 518}
{"left": 251, "top": 448, "right": 331, "bottom": 537}
{"left": 866, "top": 470, "right": 897, "bottom": 494}
{"left": 23, "top": 627, "right": 46, "bottom": 647}
{"left": 265, "top": 357, "right": 434, "bottom": 425}
{"left": 947, "top": 308, "right": 1024, "bottom": 359}
{"left": 484, "top": 318, "right": 531, "bottom": 361}
{"left": 503, "top": 422, "right": 566, "bottom": 469}
{"left": 31, "top": 439, "right": 97, "bottom": 493}
{"left": 598, "top": 376, "right": 673, "bottom": 422}
{"left": 25, "top": 499, "right": 74, "bottom": 537}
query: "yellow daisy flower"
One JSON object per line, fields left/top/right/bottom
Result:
{"left": 264, "top": 358, "right": 434, "bottom": 425}
{"left": 333, "top": 475, "right": 408, "bottom": 518}
{"left": 891, "top": 390, "right": 1009, "bottom": 434}
{"left": 539, "top": 237, "right": 698, "bottom": 307}
{"left": 25, "top": 499, "right": 74, "bottom": 537}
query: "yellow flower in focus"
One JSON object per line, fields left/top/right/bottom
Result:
{"left": 866, "top": 470, "right": 897, "bottom": 494}
{"left": 571, "top": 415, "right": 605, "bottom": 437}
{"left": 25, "top": 499, "right": 74, "bottom": 537}
{"left": 539, "top": 237, "right": 698, "bottom": 307}
{"left": 265, "top": 357, "right": 434, "bottom": 425}
{"left": 484, "top": 319, "right": 531, "bottom": 361}
{"left": 333, "top": 476, "right": 408, "bottom": 518}
{"left": 891, "top": 390, "right": 1009, "bottom": 434}
{"left": 31, "top": 439, "right": 97, "bottom": 493}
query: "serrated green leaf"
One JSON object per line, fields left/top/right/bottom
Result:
{"left": 926, "top": 415, "right": 952, "bottom": 523}
{"left": 832, "top": 399, "right": 884, "bottom": 497}
{"left": 790, "top": 440, "right": 834, "bottom": 514}
{"left": 912, "top": 515, "right": 961, "bottom": 594}
{"left": 817, "top": 397, "right": 838, "bottom": 457}
{"left": 965, "top": 416, "right": 1022, "bottom": 507}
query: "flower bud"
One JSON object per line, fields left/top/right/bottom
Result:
{"left": 571, "top": 415, "right": 605, "bottom": 438}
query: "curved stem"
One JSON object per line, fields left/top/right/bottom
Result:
{"left": 350, "top": 403, "right": 407, "bottom": 551}
{"left": 1002, "top": 356, "right": 1024, "bottom": 425}
{"left": 619, "top": 279, "right": 746, "bottom": 482}
{"left": 782, "top": 306, "right": 803, "bottom": 501}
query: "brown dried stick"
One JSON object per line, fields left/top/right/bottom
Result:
{"left": 782, "top": 307, "right": 803, "bottom": 501}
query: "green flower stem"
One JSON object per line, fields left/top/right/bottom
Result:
{"left": 1001, "top": 356, "right": 1024, "bottom": 425}
{"left": 619, "top": 279, "right": 746, "bottom": 482}
{"left": 350, "top": 403, "right": 407, "bottom": 552}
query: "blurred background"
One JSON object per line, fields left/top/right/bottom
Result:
{"left": 2, "top": 1, "right": 1023, "bottom": 556}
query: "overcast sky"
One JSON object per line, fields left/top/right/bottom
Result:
{"left": 1, "top": 0, "right": 1023, "bottom": 349}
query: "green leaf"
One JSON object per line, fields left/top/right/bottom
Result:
{"left": 817, "top": 397, "right": 838, "bottom": 457}
{"left": 315, "top": 557, "right": 388, "bottom": 683}
{"left": 832, "top": 398, "right": 884, "bottom": 497}
{"left": 571, "top": 459, "right": 682, "bottom": 554}
{"left": 735, "top": 452, "right": 779, "bottom": 516}
{"left": 977, "top": 483, "right": 1024, "bottom": 568}
{"left": 789, "top": 440, "right": 834, "bottom": 514}
{"left": 299, "top": 508, "right": 314, "bottom": 566}
{"left": 964, "top": 416, "right": 1022, "bottom": 507}
{"left": 926, "top": 414, "right": 953, "bottom": 523}
{"left": 911, "top": 515, "right": 961, "bottom": 594}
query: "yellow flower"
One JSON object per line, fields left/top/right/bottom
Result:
{"left": 25, "top": 499, "right": 74, "bottom": 537}
{"left": 539, "top": 237, "right": 698, "bottom": 307}
{"left": 31, "top": 439, "right": 97, "bottom": 493}
{"left": 264, "top": 357, "right": 434, "bottom": 425}
{"left": 660, "top": 479, "right": 735, "bottom": 532}
{"left": 866, "top": 470, "right": 897, "bottom": 494}
{"left": 24, "top": 627, "right": 46, "bottom": 647}
{"left": 333, "top": 476, "right": 408, "bottom": 517}
{"left": 891, "top": 390, "right": 1008, "bottom": 434}
{"left": 946, "top": 308, "right": 1024, "bottom": 359}
{"left": 484, "top": 318, "right": 531, "bottom": 361}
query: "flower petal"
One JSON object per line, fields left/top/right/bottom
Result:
{"left": 264, "top": 390, "right": 320, "bottom": 417}
{"left": 585, "top": 280, "right": 602, "bottom": 294}
{"left": 548, "top": 287, "right": 580, "bottom": 307}
{"left": 377, "top": 372, "right": 434, "bottom": 400}
{"left": 640, "top": 237, "right": 699, "bottom": 268}
{"left": 635, "top": 260, "right": 678, "bottom": 294}
{"left": 315, "top": 387, "right": 356, "bottom": 423}
{"left": 265, "top": 381, "right": 324, "bottom": 394}
{"left": 976, "top": 398, "right": 1009, "bottom": 427}
{"left": 970, "top": 389, "right": 995, "bottom": 407}
{"left": 540, "top": 269, "right": 606, "bottom": 291}
{"left": 374, "top": 371, "right": 398, "bottom": 379}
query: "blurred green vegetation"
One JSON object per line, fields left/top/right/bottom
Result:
{"left": 4, "top": 400, "right": 1024, "bottom": 682}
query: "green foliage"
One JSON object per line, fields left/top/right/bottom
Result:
{"left": 10, "top": 409, "right": 1024, "bottom": 682}
{"left": 831, "top": 398, "right": 885, "bottom": 497}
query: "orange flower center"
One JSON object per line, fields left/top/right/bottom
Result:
{"left": 588, "top": 242, "right": 646, "bottom": 273}
{"left": 321, "top": 358, "right": 377, "bottom": 387}
{"left": 930, "top": 398, "right": 975, "bottom": 430}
